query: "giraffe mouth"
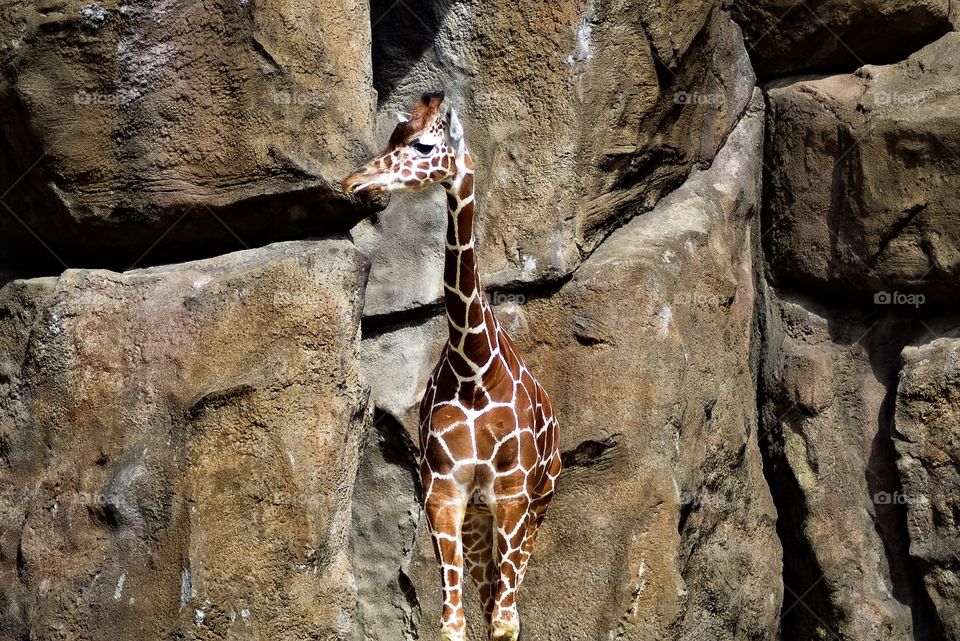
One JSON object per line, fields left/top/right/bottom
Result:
{"left": 341, "top": 169, "right": 383, "bottom": 196}
{"left": 350, "top": 182, "right": 383, "bottom": 196}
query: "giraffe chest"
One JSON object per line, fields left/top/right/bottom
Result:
{"left": 421, "top": 374, "right": 541, "bottom": 485}
{"left": 418, "top": 335, "right": 558, "bottom": 507}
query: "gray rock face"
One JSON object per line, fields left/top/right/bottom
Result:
{"left": 895, "top": 333, "right": 960, "bottom": 639}
{"left": 744, "top": 22, "right": 960, "bottom": 641}
{"left": 357, "top": 93, "right": 782, "bottom": 641}
{"left": 0, "top": 241, "right": 371, "bottom": 640}
{"left": 759, "top": 290, "right": 924, "bottom": 641}
{"left": 758, "top": 277, "right": 960, "bottom": 640}
{"left": 348, "top": 413, "right": 422, "bottom": 641}
{"left": 764, "top": 33, "right": 960, "bottom": 305}
{"left": 729, "top": 0, "right": 956, "bottom": 79}
{"left": 356, "top": 3, "right": 755, "bottom": 316}
{"left": 0, "top": 1, "right": 959, "bottom": 639}
{"left": 0, "top": 0, "right": 383, "bottom": 269}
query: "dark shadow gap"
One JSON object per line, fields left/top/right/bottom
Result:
{"left": 370, "top": 0, "right": 458, "bottom": 107}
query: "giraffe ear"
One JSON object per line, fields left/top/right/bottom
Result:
{"left": 395, "top": 111, "right": 410, "bottom": 123}
{"left": 446, "top": 107, "right": 465, "bottom": 150}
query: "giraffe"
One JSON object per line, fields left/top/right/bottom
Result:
{"left": 342, "top": 91, "right": 562, "bottom": 641}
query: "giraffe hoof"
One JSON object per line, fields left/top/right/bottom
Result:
{"left": 491, "top": 621, "right": 520, "bottom": 641}
{"left": 440, "top": 627, "right": 465, "bottom": 641}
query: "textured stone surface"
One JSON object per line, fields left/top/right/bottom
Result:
{"left": 355, "top": 2, "right": 755, "bottom": 316}
{"left": 729, "top": 0, "right": 956, "bottom": 79}
{"left": 764, "top": 33, "right": 960, "bottom": 305}
{"left": 0, "top": 241, "right": 371, "bottom": 640}
{"left": 759, "top": 289, "right": 927, "bottom": 641}
{"left": 895, "top": 333, "right": 960, "bottom": 639}
{"left": 1, "top": 1, "right": 960, "bottom": 639}
{"left": 357, "top": 94, "right": 781, "bottom": 640}
{"left": 0, "top": 0, "right": 382, "bottom": 269}
{"left": 348, "top": 413, "right": 422, "bottom": 641}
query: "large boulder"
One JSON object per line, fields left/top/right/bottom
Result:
{"left": 355, "top": 94, "right": 782, "bottom": 640}
{"left": 728, "top": 0, "right": 956, "bottom": 79}
{"left": 759, "top": 289, "right": 928, "bottom": 640}
{"left": 0, "top": 240, "right": 372, "bottom": 640}
{"left": 354, "top": 2, "right": 756, "bottom": 315}
{"left": 763, "top": 33, "right": 960, "bottom": 305}
{"left": 0, "top": 0, "right": 381, "bottom": 269}
{"left": 895, "top": 333, "right": 960, "bottom": 638}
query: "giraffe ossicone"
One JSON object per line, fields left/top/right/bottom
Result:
{"left": 343, "top": 91, "right": 562, "bottom": 641}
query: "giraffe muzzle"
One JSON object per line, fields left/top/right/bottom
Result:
{"left": 341, "top": 166, "right": 380, "bottom": 195}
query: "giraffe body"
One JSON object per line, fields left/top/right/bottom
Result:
{"left": 343, "top": 91, "right": 561, "bottom": 641}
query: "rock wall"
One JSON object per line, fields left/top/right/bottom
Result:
{"left": 896, "top": 334, "right": 960, "bottom": 639}
{"left": 0, "top": 1, "right": 957, "bottom": 641}
{"left": 764, "top": 34, "right": 960, "bottom": 305}
{"left": 755, "top": 20, "right": 960, "bottom": 641}
{"left": 0, "top": 0, "right": 383, "bottom": 270}
{"left": 759, "top": 288, "right": 960, "bottom": 641}
{"left": 0, "top": 242, "right": 372, "bottom": 639}
{"left": 728, "top": 0, "right": 957, "bottom": 79}
{"left": 760, "top": 291, "right": 923, "bottom": 640}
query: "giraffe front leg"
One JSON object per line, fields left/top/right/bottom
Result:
{"left": 491, "top": 497, "right": 531, "bottom": 641}
{"left": 424, "top": 478, "right": 469, "bottom": 641}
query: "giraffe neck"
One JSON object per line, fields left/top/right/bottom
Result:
{"left": 442, "top": 153, "right": 499, "bottom": 376}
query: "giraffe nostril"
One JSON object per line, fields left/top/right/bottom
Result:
{"left": 342, "top": 166, "right": 385, "bottom": 196}
{"left": 342, "top": 170, "right": 366, "bottom": 194}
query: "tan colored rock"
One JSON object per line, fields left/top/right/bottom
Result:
{"left": 764, "top": 33, "right": 960, "bottom": 304}
{"left": 895, "top": 333, "right": 960, "bottom": 638}
{"left": 355, "top": 4, "right": 755, "bottom": 315}
{"left": 356, "top": 94, "right": 781, "bottom": 640}
{"left": 729, "top": 0, "right": 955, "bottom": 79}
{"left": 348, "top": 412, "right": 422, "bottom": 641}
{"left": 758, "top": 287, "right": 951, "bottom": 640}
{"left": 0, "top": 240, "right": 371, "bottom": 640}
{"left": 0, "top": 0, "right": 382, "bottom": 268}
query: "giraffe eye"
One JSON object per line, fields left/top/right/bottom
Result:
{"left": 412, "top": 142, "right": 435, "bottom": 155}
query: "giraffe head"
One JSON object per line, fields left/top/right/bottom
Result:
{"left": 342, "top": 90, "right": 467, "bottom": 196}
